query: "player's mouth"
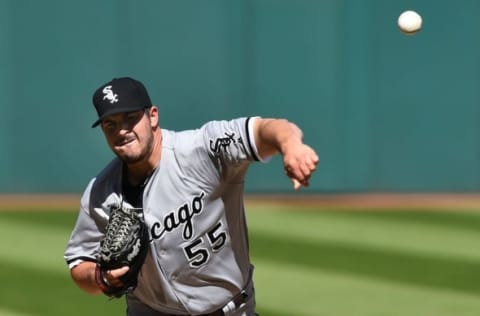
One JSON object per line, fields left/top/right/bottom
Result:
{"left": 115, "top": 137, "right": 136, "bottom": 147}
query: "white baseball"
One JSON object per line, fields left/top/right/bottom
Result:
{"left": 397, "top": 10, "right": 422, "bottom": 35}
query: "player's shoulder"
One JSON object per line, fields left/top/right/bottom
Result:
{"left": 161, "top": 128, "right": 196, "bottom": 147}
{"left": 88, "top": 158, "right": 122, "bottom": 192}
{"left": 161, "top": 117, "right": 251, "bottom": 148}
{"left": 202, "top": 117, "right": 251, "bottom": 131}
{"left": 82, "top": 158, "right": 122, "bottom": 210}
{"left": 95, "top": 158, "right": 122, "bottom": 180}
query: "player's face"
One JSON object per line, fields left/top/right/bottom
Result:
{"left": 100, "top": 109, "right": 155, "bottom": 164}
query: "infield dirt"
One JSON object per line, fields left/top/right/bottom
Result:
{"left": 1, "top": 193, "right": 480, "bottom": 211}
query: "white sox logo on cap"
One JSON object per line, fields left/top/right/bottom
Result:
{"left": 102, "top": 86, "right": 119, "bottom": 104}
{"left": 91, "top": 77, "right": 152, "bottom": 128}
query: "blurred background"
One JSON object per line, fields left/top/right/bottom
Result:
{"left": 2, "top": 2, "right": 480, "bottom": 316}
{"left": 2, "top": 0, "right": 479, "bottom": 194}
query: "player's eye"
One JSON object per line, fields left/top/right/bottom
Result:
{"left": 101, "top": 121, "right": 116, "bottom": 131}
{"left": 101, "top": 110, "right": 143, "bottom": 132}
{"left": 126, "top": 111, "right": 144, "bottom": 124}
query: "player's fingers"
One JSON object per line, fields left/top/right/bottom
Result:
{"left": 300, "top": 160, "right": 315, "bottom": 177}
{"left": 304, "top": 149, "right": 319, "bottom": 169}
{"left": 284, "top": 167, "right": 298, "bottom": 186}
{"left": 106, "top": 266, "right": 130, "bottom": 286}
{"left": 293, "top": 156, "right": 316, "bottom": 178}
{"left": 284, "top": 148, "right": 319, "bottom": 189}
{"left": 286, "top": 166, "right": 310, "bottom": 190}
{"left": 311, "top": 149, "right": 320, "bottom": 163}
{"left": 301, "top": 150, "right": 319, "bottom": 178}
{"left": 292, "top": 148, "right": 318, "bottom": 171}
{"left": 110, "top": 266, "right": 130, "bottom": 277}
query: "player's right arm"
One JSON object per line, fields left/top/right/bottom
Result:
{"left": 253, "top": 118, "right": 319, "bottom": 189}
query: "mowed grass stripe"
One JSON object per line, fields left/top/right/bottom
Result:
{"left": 0, "top": 211, "right": 77, "bottom": 230}
{"left": 246, "top": 209, "right": 480, "bottom": 261}
{"left": 0, "top": 309, "right": 35, "bottom": 316}
{"left": 331, "top": 208, "right": 480, "bottom": 233}
{"left": 249, "top": 230, "right": 480, "bottom": 295}
{"left": 247, "top": 205, "right": 480, "bottom": 233}
{"left": 0, "top": 260, "right": 124, "bottom": 316}
{"left": 0, "top": 219, "right": 71, "bottom": 273}
{"left": 252, "top": 259, "right": 480, "bottom": 316}
{"left": 4, "top": 209, "right": 480, "bottom": 315}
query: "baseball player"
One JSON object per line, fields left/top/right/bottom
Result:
{"left": 64, "top": 77, "right": 319, "bottom": 316}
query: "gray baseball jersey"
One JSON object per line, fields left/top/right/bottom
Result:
{"left": 64, "top": 117, "right": 264, "bottom": 315}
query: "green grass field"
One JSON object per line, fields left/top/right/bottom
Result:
{"left": 1, "top": 205, "right": 480, "bottom": 316}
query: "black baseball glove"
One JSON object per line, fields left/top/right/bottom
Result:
{"left": 95, "top": 202, "right": 149, "bottom": 298}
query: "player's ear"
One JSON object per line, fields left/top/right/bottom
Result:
{"left": 148, "top": 106, "right": 159, "bottom": 127}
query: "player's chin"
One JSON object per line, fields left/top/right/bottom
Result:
{"left": 114, "top": 148, "right": 143, "bottom": 163}
{"left": 118, "top": 153, "right": 144, "bottom": 164}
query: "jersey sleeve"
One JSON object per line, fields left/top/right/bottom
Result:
{"left": 202, "top": 116, "right": 264, "bottom": 164}
{"left": 64, "top": 179, "right": 104, "bottom": 269}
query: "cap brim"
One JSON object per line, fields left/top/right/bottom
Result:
{"left": 91, "top": 119, "right": 102, "bottom": 128}
{"left": 91, "top": 106, "right": 147, "bottom": 128}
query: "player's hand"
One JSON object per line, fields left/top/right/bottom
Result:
{"left": 282, "top": 142, "right": 319, "bottom": 190}
{"left": 103, "top": 266, "right": 130, "bottom": 287}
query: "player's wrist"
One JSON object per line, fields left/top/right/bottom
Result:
{"left": 94, "top": 264, "right": 112, "bottom": 294}
{"left": 94, "top": 264, "right": 131, "bottom": 298}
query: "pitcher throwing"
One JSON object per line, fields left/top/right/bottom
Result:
{"left": 64, "top": 77, "right": 319, "bottom": 315}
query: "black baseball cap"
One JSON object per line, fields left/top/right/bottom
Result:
{"left": 91, "top": 77, "right": 152, "bottom": 128}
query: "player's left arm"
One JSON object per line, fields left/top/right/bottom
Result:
{"left": 70, "top": 261, "right": 129, "bottom": 295}
{"left": 253, "top": 118, "right": 319, "bottom": 190}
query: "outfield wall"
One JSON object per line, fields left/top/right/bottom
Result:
{"left": 1, "top": 1, "right": 480, "bottom": 193}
